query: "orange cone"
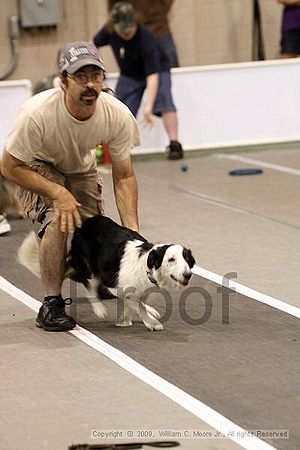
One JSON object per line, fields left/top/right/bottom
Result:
{"left": 102, "top": 144, "right": 111, "bottom": 164}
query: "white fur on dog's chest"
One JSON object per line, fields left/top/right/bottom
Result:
{"left": 117, "top": 240, "right": 153, "bottom": 293}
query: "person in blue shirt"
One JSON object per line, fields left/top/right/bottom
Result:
{"left": 93, "top": 1, "right": 183, "bottom": 160}
{"left": 277, "top": 0, "right": 300, "bottom": 58}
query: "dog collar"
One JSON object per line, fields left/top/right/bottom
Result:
{"left": 147, "top": 270, "right": 158, "bottom": 285}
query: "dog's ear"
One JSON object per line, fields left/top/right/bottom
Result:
{"left": 183, "top": 248, "right": 196, "bottom": 268}
{"left": 147, "top": 249, "right": 158, "bottom": 269}
{"left": 147, "top": 246, "right": 169, "bottom": 270}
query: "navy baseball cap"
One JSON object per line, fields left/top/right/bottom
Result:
{"left": 57, "top": 41, "right": 105, "bottom": 74}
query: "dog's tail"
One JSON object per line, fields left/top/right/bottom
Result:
{"left": 17, "top": 231, "right": 41, "bottom": 278}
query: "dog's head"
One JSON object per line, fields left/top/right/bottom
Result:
{"left": 147, "top": 244, "right": 195, "bottom": 290}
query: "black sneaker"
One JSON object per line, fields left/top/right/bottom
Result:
{"left": 36, "top": 296, "right": 76, "bottom": 331}
{"left": 166, "top": 140, "right": 184, "bottom": 160}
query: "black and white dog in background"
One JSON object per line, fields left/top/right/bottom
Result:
{"left": 18, "top": 215, "right": 196, "bottom": 331}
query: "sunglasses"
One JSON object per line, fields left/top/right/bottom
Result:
{"left": 69, "top": 441, "right": 180, "bottom": 449}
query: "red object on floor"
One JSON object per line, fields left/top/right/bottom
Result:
{"left": 102, "top": 144, "right": 111, "bottom": 163}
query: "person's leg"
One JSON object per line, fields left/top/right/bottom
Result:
{"left": 161, "top": 110, "right": 178, "bottom": 142}
{"left": 35, "top": 220, "right": 76, "bottom": 331}
{"left": 17, "top": 161, "right": 76, "bottom": 331}
{"left": 153, "top": 72, "right": 183, "bottom": 160}
{"left": 39, "top": 220, "right": 68, "bottom": 297}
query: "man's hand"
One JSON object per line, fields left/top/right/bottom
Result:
{"left": 52, "top": 186, "right": 82, "bottom": 233}
{"left": 143, "top": 105, "right": 154, "bottom": 128}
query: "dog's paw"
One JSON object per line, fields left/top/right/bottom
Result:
{"left": 115, "top": 320, "right": 133, "bottom": 327}
{"left": 91, "top": 302, "right": 108, "bottom": 319}
{"left": 145, "top": 322, "right": 164, "bottom": 332}
{"left": 144, "top": 304, "right": 160, "bottom": 319}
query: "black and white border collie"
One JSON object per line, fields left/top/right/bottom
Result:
{"left": 18, "top": 215, "right": 196, "bottom": 331}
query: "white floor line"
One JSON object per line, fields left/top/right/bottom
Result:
{"left": 192, "top": 265, "right": 300, "bottom": 319}
{"left": 0, "top": 276, "right": 40, "bottom": 312}
{"left": 217, "top": 154, "right": 300, "bottom": 176}
{"left": 0, "top": 274, "right": 275, "bottom": 450}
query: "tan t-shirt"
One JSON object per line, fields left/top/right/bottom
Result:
{"left": 5, "top": 88, "right": 140, "bottom": 174}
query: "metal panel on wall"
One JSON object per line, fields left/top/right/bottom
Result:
{"left": 20, "top": 0, "right": 60, "bottom": 28}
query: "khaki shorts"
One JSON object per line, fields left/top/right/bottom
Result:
{"left": 17, "top": 161, "right": 105, "bottom": 237}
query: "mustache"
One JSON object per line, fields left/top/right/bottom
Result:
{"left": 81, "top": 88, "right": 98, "bottom": 97}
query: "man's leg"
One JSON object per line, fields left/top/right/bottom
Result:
{"left": 39, "top": 220, "right": 67, "bottom": 296}
{"left": 162, "top": 110, "right": 178, "bottom": 142}
{"left": 16, "top": 161, "right": 76, "bottom": 331}
{"left": 162, "top": 111, "right": 183, "bottom": 160}
{"left": 153, "top": 72, "right": 183, "bottom": 160}
{"left": 36, "top": 220, "right": 76, "bottom": 331}
{"left": 36, "top": 221, "right": 76, "bottom": 331}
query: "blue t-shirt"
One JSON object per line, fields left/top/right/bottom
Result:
{"left": 93, "top": 25, "right": 169, "bottom": 80}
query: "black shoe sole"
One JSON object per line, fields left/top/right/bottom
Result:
{"left": 36, "top": 321, "right": 76, "bottom": 332}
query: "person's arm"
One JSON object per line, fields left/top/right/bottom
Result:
{"left": 277, "top": 0, "right": 300, "bottom": 5}
{"left": 143, "top": 72, "right": 159, "bottom": 127}
{"left": 164, "top": 0, "right": 175, "bottom": 12}
{"left": 93, "top": 26, "right": 110, "bottom": 48}
{"left": 111, "top": 156, "right": 139, "bottom": 232}
{"left": 1, "top": 150, "right": 82, "bottom": 233}
{"left": 141, "top": 28, "right": 160, "bottom": 126}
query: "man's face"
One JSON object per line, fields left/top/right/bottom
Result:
{"left": 66, "top": 65, "right": 104, "bottom": 106}
{"left": 114, "top": 23, "right": 137, "bottom": 40}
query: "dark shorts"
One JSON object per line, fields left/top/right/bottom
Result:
{"left": 17, "top": 161, "right": 104, "bottom": 237}
{"left": 156, "top": 32, "right": 179, "bottom": 68}
{"left": 280, "top": 28, "right": 300, "bottom": 54}
{"left": 116, "top": 71, "right": 176, "bottom": 118}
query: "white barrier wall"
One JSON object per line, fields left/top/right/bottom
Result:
{"left": 107, "top": 58, "right": 300, "bottom": 154}
{"left": 0, "top": 80, "right": 32, "bottom": 156}
{"left": 1, "top": 59, "right": 300, "bottom": 157}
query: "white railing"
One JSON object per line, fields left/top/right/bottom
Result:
{"left": 107, "top": 58, "right": 300, "bottom": 154}
{"left": 0, "top": 79, "right": 32, "bottom": 156}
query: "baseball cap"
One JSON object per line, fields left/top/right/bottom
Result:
{"left": 111, "top": 1, "right": 135, "bottom": 32}
{"left": 57, "top": 41, "right": 105, "bottom": 75}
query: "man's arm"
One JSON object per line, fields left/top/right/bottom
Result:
{"left": 143, "top": 73, "right": 159, "bottom": 127}
{"left": 93, "top": 26, "right": 110, "bottom": 48}
{"left": 111, "top": 155, "right": 139, "bottom": 231}
{"left": 164, "top": 0, "right": 175, "bottom": 13}
{"left": 1, "top": 150, "right": 82, "bottom": 233}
